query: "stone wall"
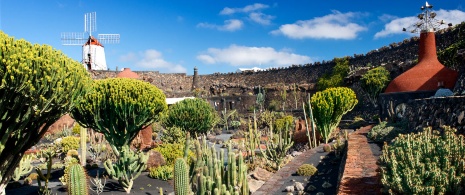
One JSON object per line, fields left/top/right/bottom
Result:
{"left": 404, "top": 96, "right": 465, "bottom": 134}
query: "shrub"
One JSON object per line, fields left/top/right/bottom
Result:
{"left": 72, "top": 123, "right": 81, "bottom": 135}
{"left": 148, "top": 165, "right": 173, "bottom": 180}
{"left": 296, "top": 164, "right": 318, "bottom": 176}
{"left": 368, "top": 121, "right": 406, "bottom": 143}
{"left": 61, "top": 136, "right": 80, "bottom": 153}
{"left": 153, "top": 143, "right": 192, "bottom": 167}
{"left": 380, "top": 126, "right": 465, "bottom": 194}
{"left": 360, "top": 66, "right": 390, "bottom": 107}
{"left": 160, "top": 126, "right": 186, "bottom": 144}
{"left": 27, "top": 172, "right": 39, "bottom": 180}
{"left": 164, "top": 98, "right": 216, "bottom": 136}
{"left": 274, "top": 115, "right": 294, "bottom": 132}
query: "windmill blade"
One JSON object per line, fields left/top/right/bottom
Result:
{"left": 98, "top": 34, "right": 120, "bottom": 44}
{"left": 61, "top": 32, "right": 86, "bottom": 45}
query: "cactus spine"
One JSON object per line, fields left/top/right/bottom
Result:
{"left": 174, "top": 158, "right": 190, "bottom": 195}
{"left": 67, "top": 163, "right": 89, "bottom": 195}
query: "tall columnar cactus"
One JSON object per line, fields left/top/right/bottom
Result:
{"left": 164, "top": 98, "right": 216, "bottom": 136}
{"left": 80, "top": 127, "right": 87, "bottom": 166}
{"left": 174, "top": 158, "right": 190, "bottom": 195}
{"left": 259, "top": 122, "right": 294, "bottom": 170}
{"left": 306, "top": 87, "right": 358, "bottom": 143}
{"left": 256, "top": 86, "right": 265, "bottom": 112}
{"left": 66, "top": 163, "right": 89, "bottom": 195}
{"left": 190, "top": 137, "right": 249, "bottom": 195}
{"left": 380, "top": 126, "right": 465, "bottom": 194}
{"left": 12, "top": 155, "right": 33, "bottom": 181}
{"left": 0, "top": 31, "right": 91, "bottom": 194}
{"left": 71, "top": 78, "right": 167, "bottom": 156}
{"left": 103, "top": 145, "right": 148, "bottom": 194}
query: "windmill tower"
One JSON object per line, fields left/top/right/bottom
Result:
{"left": 61, "top": 12, "right": 120, "bottom": 70}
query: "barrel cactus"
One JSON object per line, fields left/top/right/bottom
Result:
{"left": 66, "top": 163, "right": 89, "bottom": 195}
{"left": 0, "top": 31, "right": 91, "bottom": 193}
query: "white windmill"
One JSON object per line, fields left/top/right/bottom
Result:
{"left": 61, "top": 12, "right": 120, "bottom": 70}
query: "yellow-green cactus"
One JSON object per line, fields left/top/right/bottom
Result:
{"left": 0, "top": 31, "right": 91, "bottom": 192}
{"left": 307, "top": 87, "right": 358, "bottom": 143}
{"left": 164, "top": 98, "right": 215, "bottom": 136}
{"left": 71, "top": 77, "right": 167, "bottom": 155}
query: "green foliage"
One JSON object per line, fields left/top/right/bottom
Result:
{"left": 258, "top": 110, "right": 284, "bottom": 132}
{"left": 267, "top": 99, "right": 280, "bottom": 111}
{"left": 104, "top": 145, "right": 148, "bottom": 194}
{"left": 71, "top": 78, "right": 167, "bottom": 156}
{"left": 164, "top": 98, "right": 215, "bottom": 136}
{"left": 174, "top": 158, "right": 190, "bottom": 195}
{"left": 317, "top": 57, "right": 349, "bottom": 90}
{"left": 148, "top": 165, "right": 173, "bottom": 180}
{"left": 72, "top": 123, "right": 81, "bottom": 135}
{"left": 438, "top": 39, "right": 465, "bottom": 70}
{"left": 218, "top": 109, "right": 237, "bottom": 131}
{"left": 0, "top": 31, "right": 91, "bottom": 190}
{"left": 360, "top": 66, "right": 390, "bottom": 107}
{"left": 13, "top": 155, "right": 33, "bottom": 181}
{"left": 153, "top": 143, "right": 193, "bottom": 167}
{"left": 230, "top": 120, "right": 241, "bottom": 129}
{"left": 296, "top": 164, "right": 318, "bottom": 176}
{"left": 259, "top": 122, "right": 294, "bottom": 170}
{"left": 160, "top": 126, "right": 186, "bottom": 144}
{"left": 256, "top": 86, "right": 265, "bottom": 111}
{"left": 66, "top": 163, "right": 89, "bottom": 195}
{"left": 61, "top": 136, "right": 80, "bottom": 153}
{"left": 380, "top": 126, "right": 465, "bottom": 194}
{"left": 368, "top": 121, "right": 406, "bottom": 143}
{"left": 307, "top": 87, "right": 358, "bottom": 143}
{"left": 274, "top": 115, "right": 294, "bottom": 132}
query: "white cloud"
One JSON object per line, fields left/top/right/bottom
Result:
{"left": 271, "top": 10, "right": 367, "bottom": 40}
{"left": 119, "top": 49, "right": 186, "bottom": 73}
{"left": 249, "top": 12, "right": 274, "bottom": 25}
{"left": 197, "top": 45, "right": 311, "bottom": 67}
{"left": 374, "top": 9, "right": 465, "bottom": 38}
{"left": 197, "top": 19, "right": 243, "bottom": 31}
{"left": 220, "top": 3, "right": 269, "bottom": 15}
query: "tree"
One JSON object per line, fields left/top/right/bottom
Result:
{"left": 0, "top": 31, "right": 91, "bottom": 194}
{"left": 71, "top": 78, "right": 167, "bottom": 193}
{"left": 164, "top": 98, "right": 216, "bottom": 136}
{"left": 360, "top": 66, "right": 391, "bottom": 107}
{"left": 307, "top": 87, "right": 358, "bottom": 143}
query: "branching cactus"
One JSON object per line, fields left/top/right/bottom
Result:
{"left": 103, "top": 145, "right": 148, "bottom": 194}
{"left": 307, "top": 87, "right": 358, "bottom": 143}
{"left": 174, "top": 158, "right": 190, "bottom": 195}
{"left": 259, "top": 122, "right": 294, "bottom": 170}
{"left": 12, "top": 155, "right": 33, "bottom": 181}
{"left": 66, "top": 163, "right": 89, "bottom": 195}
{"left": 190, "top": 137, "right": 249, "bottom": 195}
{"left": 380, "top": 126, "right": 465, "bottom": 194}
{"left": 0, "top": 31, "right": 91, "bottom": 193}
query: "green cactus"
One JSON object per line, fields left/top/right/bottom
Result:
{"left": 190, "top": 137, "right": 249, "bottom": 195}
{"left": 36, "top": 150, "right": 55, "bottom": 195}
{"left": 306, "top": 87, "right": 358, "bottom": 143}
{"left": 66, "top": 163, "right": 89, "bottom": 195}
{"left": 259, "top": 122, "right": 294, "bottom": 170}
{"left": 380, "top": 126, "right": 465, "bottom": 194}
{"left": 0, "top": 31, "right": 91, "bottom": 192}
{"left": 103, "top": 145, "right": 148, "bottom": 194}
{"left": 256, "top": 86, "right": 265, "bottom": 112}
{"left": 13, "top": 155, "right": 33, "bottom": 181}
{"left": 71, "top": 78, "right": 167, "bottom": 156}
{"left": 174, "top": 158, "right": 190, "bottom": 195}
{"left": 360, "top": 66, "right": 390, "bottom": 107}
{"left": 164, "top": 98, "right": 216, "bottom": 136}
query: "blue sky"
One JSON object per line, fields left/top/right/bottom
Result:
{"left": 1, "top": 1, "right": 464, "bottom": 75}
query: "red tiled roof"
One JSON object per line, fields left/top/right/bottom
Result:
{"left": 384, "top": 31, "right": 458, "bottom": 93}
{"left": 83, "top": 36, "right": 104, "bottom": 47}
{"left": 116, "top": 68, "right": 139, "bottom": 79}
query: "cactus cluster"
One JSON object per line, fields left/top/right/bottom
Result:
{"left": 296, "top": 164, "right": 318, "bottom": 176}
{"left": 104, "top": 145, "right": 148, "bottom": 194}
{"left": 12, "top": 155, "right": 33, "bottom": 181}
{"left": 0, "top": 30, "right": 91, "bottom": 192}
{"left": 380, "top": 126, "right": 465, "bottom": 194}
{"left": 186, "top": 137, "right": 249, "bottom": 195}
{"left": 259, "top": 119, "right": 294, "bottom": 170}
